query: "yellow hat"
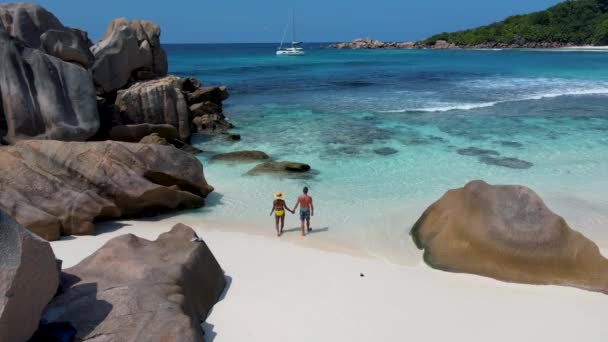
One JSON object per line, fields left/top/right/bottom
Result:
{"left": 274, "top": 192, "right": 284, "bottom": 200}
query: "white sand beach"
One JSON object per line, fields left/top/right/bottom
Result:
{"left": 51, "top": 217, "right": 608, "bottom": 342}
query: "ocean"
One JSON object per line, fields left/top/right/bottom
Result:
{"left": 166, "top": 43, "right": 608, "bottom": 263}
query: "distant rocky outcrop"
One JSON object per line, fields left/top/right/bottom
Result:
{"left": 41, "top": 224, "right": 226, "bottom": 342}
{"left": 0, "top": 208, "right": 60, "bottom": 342}
{"left": 0, "top": 140, "right": 213, "bottom": 241}
{"left": 329, "top": 38, "right": 418, "bottom": 49}
{"left": 411, "top": 180, "right": 608, "bottom": 293}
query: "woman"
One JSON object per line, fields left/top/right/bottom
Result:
{"left": 269, "top": 192, "right": 293, "bottom": 237}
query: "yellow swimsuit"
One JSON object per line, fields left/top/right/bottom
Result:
{"left": 275, "top": 209, "right": 285, "bottom": 217}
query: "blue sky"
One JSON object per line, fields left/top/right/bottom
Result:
{"left": 30, "top": 0, "right": 564, "bottom": 43}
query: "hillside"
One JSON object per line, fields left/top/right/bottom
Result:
{"left": 422, "top": 0, "right": 608, "bottom": 47}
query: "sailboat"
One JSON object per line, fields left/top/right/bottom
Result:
{"left": 276, "top": 10, "right": 305, "bottom": 56}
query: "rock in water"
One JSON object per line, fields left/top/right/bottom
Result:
{"left": 115, "top": 76, "right": 191, "bottom": 141}
{"left": 42, "top": 224, "right": 226, "bottom": 342}
{"left": 211, "top": 150, "right": 270, "bottom": 162}
{"left": 247, "top": 161, "right": 311, "bottom": 176}
{"left": 411, "top": 180, "right": 608, "bottom": 293}
{"left": 0, "top": 30, "right": 99, "bottom": 143}
{"left": 0, "top": 140, "right": 213, "bottom": 241}
{"left": 0, "top": 209, "right": 60, "bottom": 342}
{"left": 92, "top": 18, "right": 168, "bottom": 93}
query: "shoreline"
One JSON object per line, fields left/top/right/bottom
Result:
{"left": 50, "top": 217, "right": 608, "bottom": 342}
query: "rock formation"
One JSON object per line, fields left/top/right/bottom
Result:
{"left": 329, "top": 38, "right": 418, "bottom": 49}
{"left": 91, "top": 18, "right": 168, "bottom": 93}
{"left": 108, "top": 123, "right": 179, "bottom": 143}
{"left": 0, "top": 140, "right": 213, "bottom": 241}
{"left": 42, "top": 224, "right": 226, "bottom": 342}
{"left": 0, "top": 208, "right": 60, "bottom": 342}
{"left": 0, "top": 3, "right": 94, "bottom": 67}
{"left": 411, "top": 180, "right": 608, "bottom": 293}
{"left": 0, "top": 29, "right": 99, "bottom": 143}
{"left": 211, "top": 150, "right": 270, "bottom": 162}
{"left": 115, "top": 76, "right": 191, "bottom": 140}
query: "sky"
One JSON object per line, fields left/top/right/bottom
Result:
{"left": 26, "top": 0, "right": 565, "bottom": 43}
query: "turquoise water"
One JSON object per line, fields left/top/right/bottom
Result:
{"left": 167, "top": 44, "right": 608, "bottom": 261}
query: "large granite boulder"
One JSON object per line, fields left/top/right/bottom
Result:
{"left": 0, "top": 3, "right": 63, "bottom": 48}
{"left": 40, "top": 29, "right": 94, "bottom": 68}
{"left": 0, "top": 30, "right": 99, "bottom": 143}
{"left": 42, "top": 224, "right": 226, "bottom": 342}
{"left": 0, "top": 140, "right": 213, "bottom": 241}
{"left": 411, "top": 180, "right": 608, "bottom": 293}
{"left": 91, "top": 18, "right": 168, "bottom": 93}
{"left": 0, "top": 3, "right": 93, "bottom": 68}
{"left": 0, "top": 209, "right": 60, "bottom": 342}
{"left": 115, "top": 76, "right": 191, "bottom": 141}
{"left": 108, "top": 123, "right": 179, "bottom": 143}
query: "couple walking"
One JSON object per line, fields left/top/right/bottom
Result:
{"left": 270, "top": 187, "right": 314, "bottom": 237}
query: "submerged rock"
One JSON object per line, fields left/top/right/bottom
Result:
{"left": 457, "top": 147, "right": 500, "bottom": 157}
{"left": 211, "top": 150, "right": 270, "bottom": 162}
{"left": 247, "top": 161, "right": 311, "bottom": 176}
{"left": 42, "top": 224, "right": 226, "bottom": 342}
{"left": 0, "top": 140, "right": 213, "bottom": 241}
{"left": 374, "top": 147, "right": 399, "bottom": 156}
{"left": 496, "top": 140, "right": 524, "bottom": 148}
{"left": 479, "top": 156, "right": 533, "bottom": 169}
{"left": 0, "top": 209, "right": 60, "bottom": 342}
{"left": 411, "top": 180, "right": 608, "bottom": 293}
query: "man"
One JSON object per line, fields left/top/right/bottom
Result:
{"left": 293, "top": 186, "right": 314, "bottom": 236}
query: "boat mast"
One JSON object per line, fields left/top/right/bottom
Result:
{"left": 292, "top": 8, "right": 296, "bottom": 45}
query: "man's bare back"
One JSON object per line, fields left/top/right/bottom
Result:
{"left": 293, "top": 187, "right": 314, "bottom": 236}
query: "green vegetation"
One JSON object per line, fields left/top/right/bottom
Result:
{"left": 423, "top": 0, "right": 608, "bottom": 46}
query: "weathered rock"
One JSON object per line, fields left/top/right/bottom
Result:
{"left": 0, "top": 208, "right": 60, "bottom": 342}
{"left": 187, "top": 86, "right": 229, "bottom": 106}
{"left": 0, "top": 30, "right": 99, "bottom": 143}
{"left": 192, "top": 114, "right": 233, "bottom": 133}
{"left": 109, "top": 123, "right": 179, "bottom": 143}
{"left": 115, "top": 77, "right": 191, "bottom": 140}
{"left": 42, "top": 224, "right": 226, "bottom": 342}
{"left": 100, "top": 18, "right": 168, "bottom": 77}
{"left": 411, "top": 180, "right": 608, "bottom": 293}
{"left": 91, "top": 17, "right": 168, "bottom": 93}
{"left": 328, "top": 38, "right": 418, "bottom": 49}
{"left": 247, "top": 161, "right": 311, "bottom": 175}
{"left": 140, "top": 133, "right": 169, "bottom": 145}
{"left": 433, "top": 40, "right": 457, "bottom": 49}
{"left": 191, "top": 101, "right": 222, "bottom": 116}
{"left": 0, "top": 3, "right": 64, "bottom": 48}
{"left": 0, "top": 140, "right": 213, "bottom": 241}
{"left": 211, "top": 150, "right": 270, "bottom": 162}
{"left": 91, "top": 24, "right": 153, "bottom": 93}
{"left": 40, "top": 29, "right": 94, "bottom": 68}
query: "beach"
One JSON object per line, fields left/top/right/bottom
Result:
{"left": 51, "top": 218, "right": 608, "bottom": 342}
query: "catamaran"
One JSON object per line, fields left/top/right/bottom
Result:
{"left": 276, "top": 10, "right": 305, "bottom": 56}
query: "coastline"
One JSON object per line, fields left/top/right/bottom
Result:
{"left": 51, "top": 218, "right": 608, "bottom": 342}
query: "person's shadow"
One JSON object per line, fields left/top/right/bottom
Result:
{"left": 281, "top": 227, "right": 329, "bottom": 234}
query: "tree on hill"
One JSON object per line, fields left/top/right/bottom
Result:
{"left": 422, "top": 0, "right": 608, "bottom": 46}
